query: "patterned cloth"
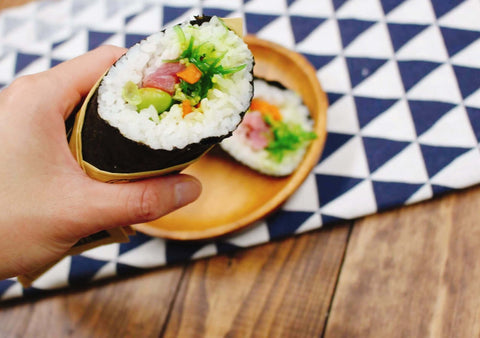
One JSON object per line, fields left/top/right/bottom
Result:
{"left": 0, "top": 0, "right": 479, "bottom": 301}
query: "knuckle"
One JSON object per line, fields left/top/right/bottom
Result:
{"left": 2, "top": 75, "right": 47, "bottom": 105}
{"left": 128, "top": 185, "right": 161, "bottom": 222}
{"left": 4, "top": 76, "right": 33, "bottom": 97}
{"left": 0, "top": 76, "right": 40, "bottom": 114}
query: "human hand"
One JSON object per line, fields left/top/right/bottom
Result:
{"left": 0, "top": 45, "right": 201, "bottom": 280}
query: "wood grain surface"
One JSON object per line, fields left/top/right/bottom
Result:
{"left": 2, "top": 1, "right": 480, "bottom": 337}
{"left": 1, "top": 186, "right": 479, "bottom": 337}
{"left": 325, "top": 185, "right": 480, "bottom": 338}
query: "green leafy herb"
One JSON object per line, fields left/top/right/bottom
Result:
{"left": 173, "top": 25, "right": 186, "bottom": 46}
{"left": 264, "top": 115, "right": 317, "bottom": 162}
{"left": 171, "top": 28, "right": 246, "bottom": 104}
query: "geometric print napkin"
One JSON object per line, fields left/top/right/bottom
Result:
{"left": 0, "top": 0, "right": 479, "bottom": 301}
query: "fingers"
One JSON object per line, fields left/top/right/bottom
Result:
{"left": 47, "top": 45, "right": 127, "bottom": 119}
{"left": 67, "top": 174, "right": 202, "bottom": 238}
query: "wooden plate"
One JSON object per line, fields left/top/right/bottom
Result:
{"left": 132, "top": 35, "right": 328, "bottom": 240}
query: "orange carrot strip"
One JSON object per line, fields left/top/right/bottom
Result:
{"left": 182, "top": 100, "right": 193, "bottom": 117}
{"left": 250, "top": 98, "right": 282, "bottom": 121}
{"left": 177, "top": 64, "right": 202, "bottom": 84}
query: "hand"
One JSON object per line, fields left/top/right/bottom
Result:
{"left": 0, "top": 46, "right": 202, "bottom": 280}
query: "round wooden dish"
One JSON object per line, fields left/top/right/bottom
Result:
{"left": 132, "top": 35, "right": 328, "bottom": 240}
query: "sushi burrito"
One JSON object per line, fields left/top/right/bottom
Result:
{"left": 69, "top": 16, "right": 254, "bottom": 183}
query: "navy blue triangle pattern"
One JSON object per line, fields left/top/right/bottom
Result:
{"left": 286, "top": 0, "right": 297, "bottom": 7}
{"left": 125, "top": 33, "right": 149, "bottom": 48}
{"left": 338, "top": 19, "right": 376, "bottom": 48}
{"left": 372, "top": 181, "right": 423, "bottom": 210}
{"left": 245, "top": 13, "right": 279, "bottom": 34}
{"left": 346, "top": 57, "right": 388, "bottom": 88}
{"left": 380, "top": 0, "right": 405, "bottom": 14}
{"left": 216, "top": 242, "right": 241, "bottom": 255}
{"left": 441, "top": 27, "right": 480, "bottom": 57}
{"left": 320, "top": 132, "right": 354, "bottom": 161}
{"left": 52, "top": 37, "right": 69, "bottom": 50}
{"left": 15, "top": 52, "right": 42, "bottom": 74}
{"left": 397, "top": 60, "right": 442, "bottom": 92}
{"left": 22, "top": 286, "right": 48, "bottom": 299}
{"left": 202, "top": 8, "right": 233, "bottom": 18}
{"left": 466, "top": 107, "right": 480, "bottom": 143}
{"left": 315, "top": 174, "right": 364, "bottom": 206}
{"left": 1, "top": 0, "right": 480, "bottom": 302}
{"left": 453, "top": 66, "right": 480, "bottom": 99}
{"left": 267, "top": 210, "right": 313, "bottom": 239}
{"left": 119, "top": 232, "right": 152, "bottom": 255}
{"left": 68, "top": 256, "right": 108, "bottom": 286}
{"left": 116, "top": 263, "right": 147, "bottom": 277}
{"left": 355, "top": 96, "right": 398, "bottom": 128}
{"left": 431, "top": 184, "right": 453, "bottom": 196}
{"left": 162, "top": 6, "right": 191, "bottom": 25}
{"left": 363, "top": 137, "right": 410, "bottom": 172}
{"left": 0, "top": 279, "right": 15, "bottom": 296}
{"left": 388, "top": 23, "right": 427, "bottom": 51}
{"left": 321, "top": 214, "right": 346, "bottom": 226}
{"left": 166, "top": 241, "right": 208, "bottom": 264}
{"left": 326, "top": 92, "right": 344, "bottom": 106}
{"left": 50, "top": 58, "right": 65, "bottom": 68}
{"left": 290, "top": 16, "right": 325, "bottom": 43}
{"left": 420, "top": 145, "right": 470, "bottom": 178}
{"left": 408, "top": 100, "right": 456, "bottom": 136}
{"left": 332, "top": 0, "right": 349, "bottom": 11}
{"left": 125, "top": 12, "right": 138, "bottom": 26}
{"left": 88, "top": 31, "right": 115, "bottom": 51}
{"left": 430, "top": 0, "right": 460, "bottom": 19}
{"left": 304, "top": 54, "right": 336, "bottom": 71}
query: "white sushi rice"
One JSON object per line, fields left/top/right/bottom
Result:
{"left": 220, "top": 79, "right": 315, "bottom": 176}
{"left": 97, "top": 16, "right": 254, "bottom": 150}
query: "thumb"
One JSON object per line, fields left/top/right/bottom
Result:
{"left": 68, "top": 174, "right": 201, "bottom": 238}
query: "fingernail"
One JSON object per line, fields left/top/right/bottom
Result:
{"left": 174, "top": 177, "right": 202, "bottom": 208}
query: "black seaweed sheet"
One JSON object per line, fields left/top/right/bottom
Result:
{"left": 81, "top": 89, "right": 222, "bottom": 173}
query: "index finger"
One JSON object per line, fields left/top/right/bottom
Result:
{"left": 49, "top": 45, "right": 127, "bottom": 119}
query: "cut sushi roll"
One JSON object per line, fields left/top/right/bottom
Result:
{"left": 220, "top": 79, "right": 316, "bottom": 176}
{"left": 70, "top": 16, "right": 254, "bottom": 182}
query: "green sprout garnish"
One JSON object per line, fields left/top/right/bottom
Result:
{"left": 264, "top": 115, "right": 317, "bottom": 162}
{"left": 171, "top": 27, "right": 246, "bottom": 105}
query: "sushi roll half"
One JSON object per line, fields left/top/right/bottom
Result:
{"left": 70, "top": 16, "right": 254, "bottom": 182}
{"left": 220, "top": 79, "right": 317, "bottom": 176}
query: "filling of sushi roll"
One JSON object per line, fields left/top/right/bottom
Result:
{"left": 97, "top": 16, "right": 254, "bottom": 151}
{"left": 221, "top": 79, "right": 316, "bottom": 176}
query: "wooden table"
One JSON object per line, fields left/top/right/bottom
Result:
{"left": 2, "top": 183, "right": 480, "bottom": 337}
{"left": 1, "top": 1, "right": 480, "bottom": 337}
